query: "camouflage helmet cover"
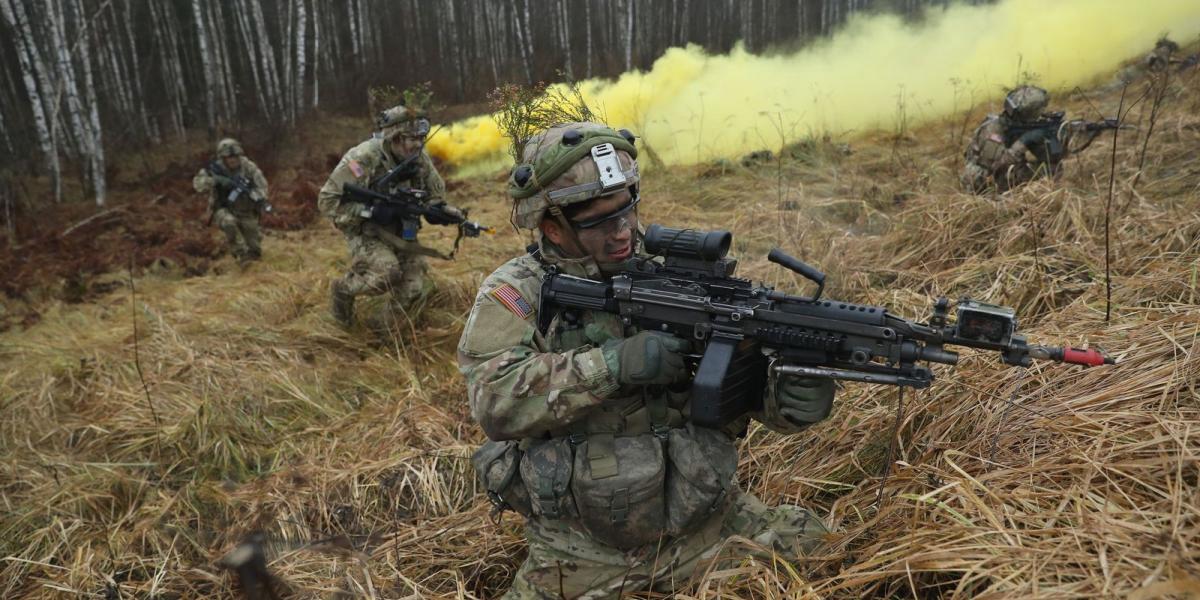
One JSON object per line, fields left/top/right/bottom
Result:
{"left": 216, "top": 138, "right": 244, "bottom": 157}
{"left": 1003, "top": 86, "right": 1050, "bottom": 121}
{"left": 376, "top": 105, "right": 431, "bottom": 140}
{"left": 509, "top": 122, "right": 639, "bottom": 229}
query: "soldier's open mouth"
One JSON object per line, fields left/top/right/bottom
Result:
{"left": 608, "top": 244, "right": 632, "bottom": 261}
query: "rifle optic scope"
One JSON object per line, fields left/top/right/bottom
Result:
{"left": 644, "top": 224, "right": 731, "bottom": 261}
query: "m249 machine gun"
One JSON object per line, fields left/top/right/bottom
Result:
{"left": 541, "top": 224, "right": 1114, "bottom": 428}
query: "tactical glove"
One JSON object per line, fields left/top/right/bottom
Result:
{"left": 775, "top": 375, "right": 835, "bottom": 427}
{"left": 212, "top": 174, "right": 235, "bottom": 189}
{"left": 1017, "top": 129, "right": 1047, "bottom": 147}
{"left": 601, "top": 331, "right": 690, "bottom": 386}
{"left": 368, "top": 204, "right": 403, "bottom": 225}
{"left": 423, "top": 202, "right": 464, "bottom": 225}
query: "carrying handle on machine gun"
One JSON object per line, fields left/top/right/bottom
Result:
{"left": 767, "top": 248, "right": 826, "bottom": 301}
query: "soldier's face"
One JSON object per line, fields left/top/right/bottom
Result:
{"left": 390, "top": 135, "right": 423, "bottom": 159}
{"left": 222, "top": 156, "right": 241, "bottom": 170}
{"left": 541, "top": 188, "right": 638, "bottom": 264}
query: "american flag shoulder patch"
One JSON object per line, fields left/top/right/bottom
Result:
{"left": 490, "top": 284, "right": 535, "bottom": 320}
{"left": 347, "top": 159, "right": 365, "bottom": 178}
{"left": 988, "top": 133, "right": 1005, "bottom": 144}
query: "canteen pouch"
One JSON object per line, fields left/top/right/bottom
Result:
{"left": 665, "top": 423, "right": 738, "bottom": 535}
{"left": 471, "top": 439, "right": 532, "bottom": 518}
{"left": 570, "top": 432, "right": 667, "bottom": 550}
{"left": 520, "top": 437, "right": 577, "bottom": 520}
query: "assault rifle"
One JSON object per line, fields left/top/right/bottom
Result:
{"left": 205, "top": 160, "right": 273, "bottom": 225}
{"left": 1005, "top": 112, "right": 1127, "bottom": 163}
{"left": 541, "top": 225, "right": 1115, "bottom": 429}
{"left": 340, "top": 183, "right": 492, "bottom": 244}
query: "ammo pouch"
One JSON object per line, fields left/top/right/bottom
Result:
{"left": 570, "top": 432, "right": 667, "bottom": 549}
{"left": 471, "top": 439, "right": 532, "bottom": 518}
{"left": 664, "top": 423, "right": 738, "bottom": 535}
{"left": 520, "top": 437, "right": 577, "bottom": 520}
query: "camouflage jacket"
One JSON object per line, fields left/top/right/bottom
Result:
{"left": 317, "top": 137, "right": 446, "bottom": 235}
{"left": 192, "top": 158, "right": 269, "bottom": 217}
{"left": 964, "top": 115, "right": 1030, "bottom": 175}
{"left": 458, "top": 239, "right": 809, "bottom": 442}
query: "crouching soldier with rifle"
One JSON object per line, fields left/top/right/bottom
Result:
{"left": 459, "top": 122, "right": 837, "bottom": 599}
{"left": 961, "top": 86, "right": 1129, "bottom": 194}
{"left": 462, "top": 122, "right": 1117, "bottom": 598}
{"left": 318, "top": 105, "right": 488, "bottom": 330}
{"left": 193, "top": 138, "right": 271, "bottom": 263}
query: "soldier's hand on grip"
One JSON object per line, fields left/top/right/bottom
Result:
{"left": 368, "top": 204, "right": 403, "bottom": 225}
{"left": 602, "top": 331, "right": 690, "bottom": 386}
{"left": 775, "top": 375, "right": 835, "bottom": 427}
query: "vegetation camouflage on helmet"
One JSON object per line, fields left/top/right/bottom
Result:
{"left": 376, "top": 105, "right": 431, "bottom": 140}
{"left": 1003, "top": 86, "right": 1050, "bottom": 122}
{"left": 508, "top": 122, "right": 639, "bottom": 229}
{"left": 216, "top": 138, "right": 244, "bottom": 157}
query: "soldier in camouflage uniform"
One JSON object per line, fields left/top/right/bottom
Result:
{"left": 961, "top": 86, "right": 1106, "bottom": 194}
{"left": 460, "top": 122, "right": 837, "bottom": 599}
{"left": 318, "top": 105, "right": 456, "bottom": 328}
{"left": 193, "top": 138, "right": 269, "bottom": 262}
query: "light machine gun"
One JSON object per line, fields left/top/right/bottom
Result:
{"left": 541, "top": 224, "right": 1114, "bottom": 429}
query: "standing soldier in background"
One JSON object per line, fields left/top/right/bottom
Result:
{"left": 961, "top": 85, "right": 1117, "bottom": 194}
{"left": 318, "top": 104, "right": 456, "bottom": 329}
{"left": 460, "top": 121, "right": 835, "bottom": 598}
{"left": 193, "top": 138, "right": 270, "bottom": 263}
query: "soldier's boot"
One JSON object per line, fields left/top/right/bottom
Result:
{"left": 330, "top": 280, "right": 356, "bottom": 328}
{"left": 364, "top": 302, "right": 409, "bottom": 345}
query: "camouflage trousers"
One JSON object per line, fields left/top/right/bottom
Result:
{"left": 213, "top": 209, "right": 261, "bottom": 259}
{"left": 338, "top": 234, "right": 428, "bottom": 307}
{"left": 503, "top": 492, "right": 827, "bottom": 599}
{"left": 962, "top": 161, "right": 1053, "bottom": 194}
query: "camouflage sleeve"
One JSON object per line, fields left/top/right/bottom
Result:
{"left": 418, "top": 151, "right": 446, "bottom": 203}
{"left": 458, "top": 271, "right": 620, "bottom": 441}
{"left": 1060, "top": 120, "right": 1103, "bottom": 156}
{"left": 317, "top": 151, "right": 369, "bottom": 232}
{"left": 193, "top": 168, "right": 214, "bottom": 194}
{"left": 193, "top": 168, "right": 216, "bottom": 211}
{"left": 245, "top": 159, "right": 269, "bottom": 197}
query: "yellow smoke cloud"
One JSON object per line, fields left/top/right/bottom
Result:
{"left": 427, "top": 0, "right": 1200, "bottom": 169}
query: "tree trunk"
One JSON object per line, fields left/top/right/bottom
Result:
{"left": 71, "top": 0, "right": 105, "bottom": 206}
{"left": 509, "top": 0, "right": 532, "bottom": 84}
{"left": 584, "top": 0, "right": 593, "bottom": 77}
{"left": 295, "top": 0, "right": 306, "bottom": 116}
{"left": 191, "top": 0, "right": 217, "bottom": 135}
{"left": 0, "top": 0, "right": 62, "bottom": 201}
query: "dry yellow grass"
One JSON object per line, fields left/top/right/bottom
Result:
{"left": 2, "top": 65, "right": 1199, "bottom": 598}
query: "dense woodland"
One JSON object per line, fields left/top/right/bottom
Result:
{"left": 0, "top": 0, "right": 987, "bottom": 206}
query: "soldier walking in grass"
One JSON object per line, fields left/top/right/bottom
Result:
{"left": 318, "top": 104, "right": 457, "bottom": 330}
{"left": 961, "top": 85, "right": 1117, "bottom": 194}
{"left": 460, "top": 119, "right": 837, "bottom": 599}
{"left": 193, "top": 138, "right": 270, "bottom": 263}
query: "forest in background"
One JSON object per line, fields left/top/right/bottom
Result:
{"left": 0, "top": 0, "right": 988, "bottom": 207}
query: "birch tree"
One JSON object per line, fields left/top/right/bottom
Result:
{"left": 0, "top": 0, "right": 61, "bottom": 201}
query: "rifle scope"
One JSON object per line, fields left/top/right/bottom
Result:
{"left": 644, "top": 224, "right": 731, "bottom": 261}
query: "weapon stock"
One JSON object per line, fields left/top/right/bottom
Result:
{"left": 542, "top": 224, "right": 1115, "bottom": 428}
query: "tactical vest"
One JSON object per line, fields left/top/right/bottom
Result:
{"left": 471, "top": 249, "right": 740, "bottom": 550}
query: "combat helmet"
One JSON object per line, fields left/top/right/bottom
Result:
{"left": 1003, "top": 86, "right": 1050, "bottom": 122}
{"left": 376, "top": 105, "right": 431, "bottom": 141}
{"left": 508, "top": 122, "right": 639, "bottom": 229}
{"left": 216, "top": 138, "right": 244, "bottom": 158}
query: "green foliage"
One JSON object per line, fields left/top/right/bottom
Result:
{"left": 490, "top": 79, "right": 601, "bottom": 162}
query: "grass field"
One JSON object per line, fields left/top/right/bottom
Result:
{"left": 2, "top": 62, "right": 1199, "bottom": 598}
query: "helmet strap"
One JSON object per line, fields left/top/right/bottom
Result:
{"left": 546, "top": 203, "right": 589, "bottom": 257}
